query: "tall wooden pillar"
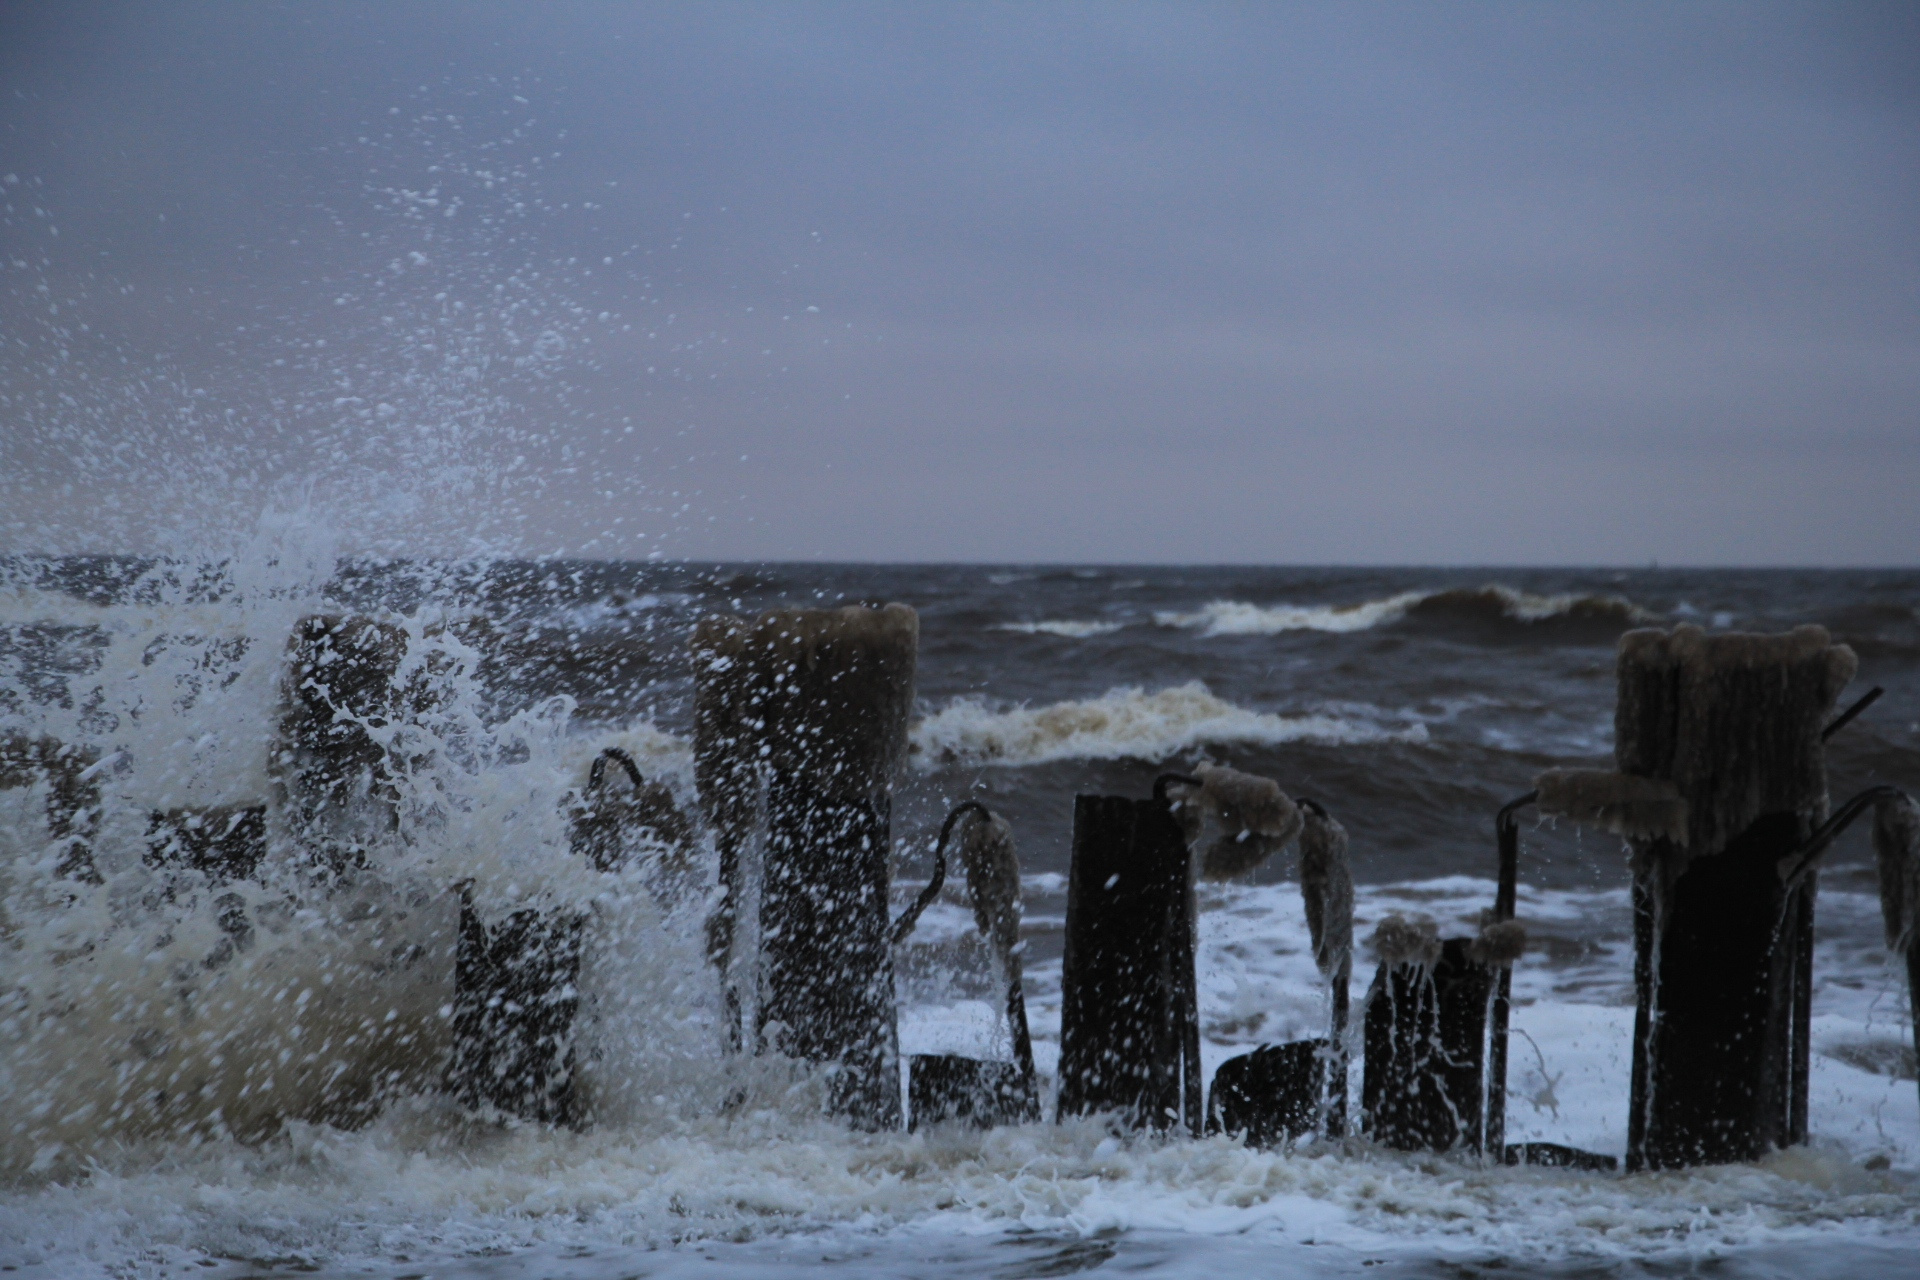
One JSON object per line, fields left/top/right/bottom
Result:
{"left": 275, "top": 615, "right": 410, "bottom": 874}
{"left": 1618, "top": 625, "right": 1854, "bottom": 1170}
{"left": 1056, "top": 793, "right": 1196, "bottom": 1130}
{"left": 0, "top": 735, "right": 101, "bottom": 883}
{"left": 693, "top": 604, "right": 917, "bottom": 1129}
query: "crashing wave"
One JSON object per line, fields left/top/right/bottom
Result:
{"left": 908, "top": 681, "right": 1428, "bottom": 767}
{"left": 1155, "top": 585, "right": 1653, "bottom": 637}
{"left": 990, "top": 619, "right": 1127, "bottom": 639}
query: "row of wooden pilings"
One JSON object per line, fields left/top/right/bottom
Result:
{"left": 684, "top": 605, "right": 1920, "bottom": 1170}
{"left": 6, "top": 605, "right": 1915, "bottom": 1169}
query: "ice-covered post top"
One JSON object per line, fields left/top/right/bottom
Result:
{"left": 1614, "top": 623, "right": 1856, "bottom": 1171}
{"left": 691, "top": 602, "right": 918, "bottom": 1129}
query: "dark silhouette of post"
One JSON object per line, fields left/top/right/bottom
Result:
{"left": 1056, "top": 792, "right": 1195, "bottom": 1131}
{"left": 1362, "top": 935, "right": 1495, "bottom": 1152}
{"left": 694, "top": 604, "right": 917, "bottom": 1129}
{"left": 1617, "top": 625, "right": 1855, "bottom": 1171}
{"left": 1, "top": 735, "right": 100, "bottom": 883}
{"left": 446, "top": 888, "right": 585, "bottom": 1127}
{"left": 1207, "top": 1040, "right": 1327, "bottom": 1147}
{"left": 275, "top": 615, "right": 411, "bottom": 875}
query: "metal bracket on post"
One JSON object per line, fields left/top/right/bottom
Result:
{"left": 1487, "top": 789, "right": 1536, "bottom": 1162}
{"left": 898, "top": 801, "right": 1042, "bottom": 1129}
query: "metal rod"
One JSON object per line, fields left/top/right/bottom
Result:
{"left": 1486, "top": 789, "right": 1538, "bottom": 1160}
{"left": 1156, "top": 772, "right": 1205, "bottom": 1135}
{"left": 1005, "top": 956, "right": 1041, "bottom": 1120}
{"left": 1821, "top": 686, "right": 1884, "bottom": 742}
{"left": 1153, "top": 771, "right": 1202, "bottom": 804}
{"left": 588, "top": 746, "right": 645, "bottom": 791}
{"left": 1777, "top": 784, "right": 1909, "bottom": 899}
{"left": 889, "top": 800, "right": 988, "bottom": 946}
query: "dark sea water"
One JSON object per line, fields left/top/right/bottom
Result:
{"left": 3, "top": 559, "right": 1918, "bottom": 1278}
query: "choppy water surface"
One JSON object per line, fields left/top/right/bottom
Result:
{"left": 3, "top": 559, "right": 1919, "bottom": 1278}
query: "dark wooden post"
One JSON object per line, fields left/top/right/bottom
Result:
{"left": 279, "top": 615, "right": 590, "bottom": 1129}
{"left": 275, "top": 615, "right": 411, "bottom": 875}
{"left": 1618, "top": 625, "right": 1855, "bottom": 1171}
{"left": 693, "top": 605, "right": 917, "bottom": 1129}
{"left": 446, "top": 890, "right": 585, "bottom": 1127}
{"left": 1056, "top": 793, "right": 1195, "bottom": 1130}
{"left": 1362, "top": 936, "right": 1495, "bottom": 1152}
{"left": 1, "top": 735, "right": 101, "bottom": 883}
{"left": 1206, "top": 1040, "right": 1328, "bottom": 1147}
{"left": 1869, "top": 793, "right": 1920, "bottom": 1117}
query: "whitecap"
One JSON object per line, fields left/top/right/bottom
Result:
{"left": 991, "top": 619, "right": 1127, "bottom": 638}
{"left": 909, "top": 681, "right": 1428, "bottom": 768}
{"left": 1154, "top": 593, "right": 1429, "bottom": 636}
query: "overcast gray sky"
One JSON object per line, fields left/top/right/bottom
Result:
{"left": 2, "top": 1, "right": 1915, "bottom": 564}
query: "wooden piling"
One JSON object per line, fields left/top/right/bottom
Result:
{"left": 0, "top": 735, "right": 101, "bottom": 882}
{"left": 1617, "top": 626, "right": 1854, "bottom": 1171}
{"left": 908, "top": 1055, "right": 1035, "bottom": 1130}
{"left": 1206, "top": 1040, "right": 1328, "bottom": 1148}
{"left": 1620, "top": 627, "right": 1851, "bottom": 1168}
{"left": 275, "top": 615, "right": 410, "bottom": 873}
{"left": 1362, "top": 937, "right": 1495, "bottom": 1152}
{"left": 446, "top": 891, "right": 585, "bottom": 1127}
{"left": 1056, "top": 793, "right": 1196, "bottom": 1131}
{"left": 1871, "top": 793, "right": 1920, "bottom": 1117}
{"left": 692, "top": 604, "right": 917, "bottom": 1129}
{"left": 145, "top": 806, "right": 268, "bottom": 883}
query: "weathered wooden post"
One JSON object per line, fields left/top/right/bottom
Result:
{"left": 145, "top": 806, "right": 269, "bottom": 882}
{"left": 1615, "top": 624, "right": 1855, "bottom": 1170}
{"left": 274, "top": 614, "right": 410, "bottom": 874}
{"left": 443, "top": 743, "right": 696, "bottom": 1130}
{"left": 1360, "top": 918, "right": 1499, "bottom": 1153}
{"left": 693, "top": 604, "right": 917, "bottom": 1129}
{"left": 0, "top": 735, "right": 101, "bottom": 883}
{"left": 446, "top": 888, "right": 585, "bottom": 1127}
{"left": 145, "top": 805, "right": 270, "bottom": 966}
{"left": 1056, "top": 782, "right": 1194, "bottom": 1131}
{"left": 1875, "top": 794, "right": 1920, "bottom": 1115}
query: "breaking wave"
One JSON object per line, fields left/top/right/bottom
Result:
{"left": 1155, "top": 585, "right": 1654, "bottom": 637}
{"left": 908, "top": 681, "right": 1428, "bottom": 768}
{"left": 991, "top": 619, "right": 1128, "bottom": 638}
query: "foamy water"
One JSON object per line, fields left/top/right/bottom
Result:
{"left": 908, "top": 681, "right": 1429, "bottom": 767}
{"left": 3, "top": 560, "right": 1917, "bottom": 1277}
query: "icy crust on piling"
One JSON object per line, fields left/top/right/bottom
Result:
{"left": 1874, "top": 793, "right": 1920, "bottom": 954}
{"left": 1297, "top": 803, "right": 1353, "bottom": 981}
{"left": 956, "top": 809, "right": 1022, "bottom": 964}
{"left": 1179, "top": 763, "right": 1302, "bottom": 881}
{"left": 1614, "top": 624, "right": 1856, "bottom": 874}
{"left": 692, "top": 604, "right": 918, "bottom": 805}
{"left": 1369, "top": 913, "right": 1441, "bottom": 969}
{"left": 1532, "top": 768, "right": 1688, "bottom": 845}
{"left": 1469, "top": 918, "right": 1528, "bottom": 966}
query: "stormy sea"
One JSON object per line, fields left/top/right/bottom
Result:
{"left": 3, "top": 557, "right": 1918, "bottom": 1278}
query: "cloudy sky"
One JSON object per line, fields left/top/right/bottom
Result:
{"left": 2, "top": 1, "right": 1915, "bottom": 564}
